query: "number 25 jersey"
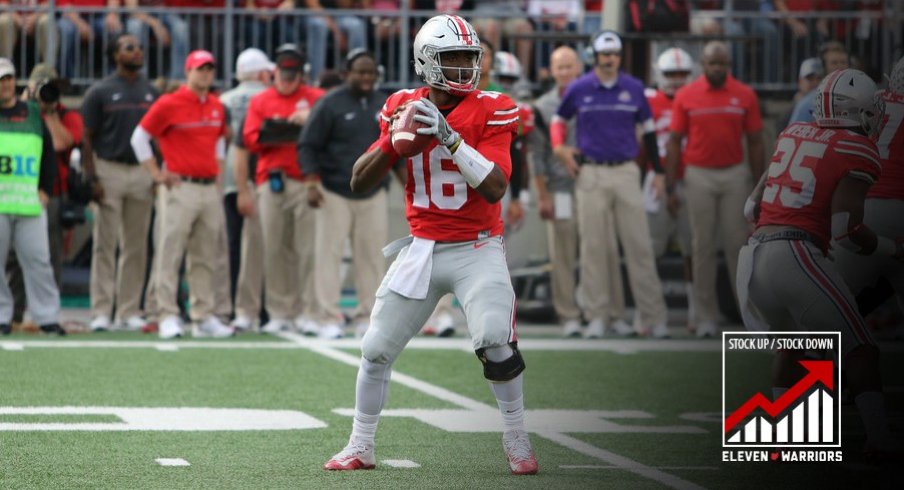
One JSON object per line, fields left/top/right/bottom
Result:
{"left": 758, "top": 122, "right": 882, "bottom": 249}
{"left": 372, "top": 87, "right": 519, "bottom": 242}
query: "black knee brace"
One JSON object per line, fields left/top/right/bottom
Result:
{"left": 476, "top": 342, "right": 526, "bottom": 382}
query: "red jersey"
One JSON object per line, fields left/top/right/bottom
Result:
{"left": 517, "top": 102, "right": 534, "bottom": 137}
{"left": 139, "top": 86, "right": 226, "bottom": 178}
{"left": 371, "top": 87, "right": 518, "bottom": 241}
{"left": 243, "top": 85, "right": 324, "bottom": 185}
{"left": 670, "top": 74, "right": 762, "bottom": 168}
{"left": 758, "top": 122, "right": 881, "bottom": 250}
{"left": 645, "top": 87, "right": 685, "bottom": 179}
{"left": 868, "top": 90, "right": 904, "bottom": 200}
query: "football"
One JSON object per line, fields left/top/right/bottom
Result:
{"left": 391, "top": 101, "right": 433, "bottom": 157}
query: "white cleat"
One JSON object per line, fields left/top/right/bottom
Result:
{"left": 319, "top": 323, "right": 344, "bottom": 340}
{"left": 323, "top": 439, "right": 376, "bottom": 470}
{"left": 502, "top": 429, "right": 539, "bottom": 475}
{"left": 230, "top": 315, "right": 254, "bottom": 333}
{"left": 158, "top": 315, "right": 184, "bottom": 339}
{"left": 89, "top": 315, "right": 111, "bottom": 332}
{"left": 562, "top": 319, "right": 582, "bottom": 338}
{"left": 584, "top": 318, "right": 605, "bottom": 339}
{"left": 294, "top": 315, "right": 320, "bottom": 336}
{"left": 118, "top": 315, "right": 147, "bottom": 331}
{"left": 611, "top": 319, "right": 637, "bottom": 336}
{"left": 649, "top": 323, "right": 670, "bottom": 339}
{"left": 261, "top": 318, "right": 291, "bottom": 334}
{"left": 193, "top": 316, "right": 235, "bottom": 338}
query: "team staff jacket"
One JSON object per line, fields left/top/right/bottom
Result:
{"left": 370, "top": 87, "right": 519, "bottom": 242}
{"left": 757, "top": 122, "right": 881, "bottom": 252}
{"left": 138, "top": 86, "right": 226, "bottom": 178}
{"left": 242, "top": 84, "right": 324, "bottom": 186}
{"left": 869, "top": 89, "right": 903, "bottom": 200}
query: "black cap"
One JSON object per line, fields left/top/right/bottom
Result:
{"left": 275, "top": 43, "right": 305, "bottom": 71}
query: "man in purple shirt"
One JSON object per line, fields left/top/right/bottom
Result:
{"left": 550, "top": 30, "right": 669, "bottom": 339}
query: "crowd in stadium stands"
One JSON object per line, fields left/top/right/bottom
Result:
{"left": 0, "top": 1, "right": 900, "bottom": 340}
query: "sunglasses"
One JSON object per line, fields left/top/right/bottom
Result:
{"left": 120, "top": 43, "right": 143, "bottom": 52}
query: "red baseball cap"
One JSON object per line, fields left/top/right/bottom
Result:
{"left": 184, "top": 50, "right": 216, "bottom": 72}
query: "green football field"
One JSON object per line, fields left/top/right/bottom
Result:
{"left": 1, "top": 330, "right": 901, "bottom": 489}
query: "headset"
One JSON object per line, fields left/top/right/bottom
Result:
{"left": 583, "top": 30, "right": 623, "bottom": 66}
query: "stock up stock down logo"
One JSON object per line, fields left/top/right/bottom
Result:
{"left": 722, "top": 332, "right": 842, "bottom": 463}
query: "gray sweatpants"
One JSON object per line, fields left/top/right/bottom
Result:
{"left": 0, "top": 212, "right": 60, "bottom": 325}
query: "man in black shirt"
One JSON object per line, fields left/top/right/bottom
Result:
{"left": 299, "top": 50, "right": 404, "bottom": 338}
{"left": 81, "top": 33, "right": 159, "bottom": 332}
{"left": 0, "top": 57, "right": 63, "bottom": 336}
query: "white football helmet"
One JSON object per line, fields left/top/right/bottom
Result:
{"left": 889, "top": 55, "right": 904, "bottom": 94}
{"left": 413, "top": 15, "right": 483, "bottom": 96}
{"left": 656, "top": 48, "right": 693, "bottom": 96}
{"left": 813, "top": 68, "right": 884, "bottom": 138}
{"left": 494, "top": 51, "right": 522, "bottom": 80}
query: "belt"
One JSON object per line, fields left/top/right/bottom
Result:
{"left": 181, "top": 175, "right": 217, "bottom": 185}
{"left": 578, "top": 156, "right": 630, "bottom": 166}
{"left": 754, "top": 229, "right": 820, "bottom": 246}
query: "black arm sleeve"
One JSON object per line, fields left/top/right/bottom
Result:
{"left": 38, "top": 122, "right": 57, "bottom": 195}
{"left": 642, "top": 131, "right": 663, "bottom": 173}
{"left": 509, "top": 135, "right": 527, "bottom": 199}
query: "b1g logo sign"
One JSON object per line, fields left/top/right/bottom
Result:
{"left": 0, "top": 154, "right": 40, "bottom": 177}
{"left": 722, "top": 332, "right": 842, "bottom": 463}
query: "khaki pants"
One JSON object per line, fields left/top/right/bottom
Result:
{"left": 0, "top": 13, "right": 53, "bottom": 63}
{"left": 207, "top": 215, "right": 232, "bottom": 320}
{"left": 684, "top": 164, "right": 752, "bottom": 325}
{"left": 575, "top": 163, "right": 666, "bottom": 327}
{"left": 154, "top": 182, "right": 224, "bottom": 321}
{"left": 257, "top": 179, "right": 316, "bottom": 320}
{"left": 90, "top": 158, "right": 154, "bottom": 321}
{"left": 314, "top": 188, "right": 387, "bottom": 322}
{"left": 233, "top": 187, "right": 264, "bottom": 321}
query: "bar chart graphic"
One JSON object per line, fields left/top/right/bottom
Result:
{"left": 724, "top": 359, "right": 839, "bottom": 447}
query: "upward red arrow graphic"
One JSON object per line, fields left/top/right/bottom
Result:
{"left": 725, "top": 360, "right": 834, "bottom": 433}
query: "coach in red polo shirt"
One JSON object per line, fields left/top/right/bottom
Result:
{"left": 665, "top": 41, "right": 764, "bottom": 338}
{"left": 131, "top": 49, "right": 234, "bottom": 340}
{"left": 242, "top": 44, "right": 325, "bottom": 335}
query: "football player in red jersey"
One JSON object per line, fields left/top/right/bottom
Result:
{"left": 835, "top": 56, "right": 904, "bottom": 320}
{"left": 644, "top": 47, "right": 694, "bottom": 337}
{"left": 323, "top": 15, "right": 538, "bottom": 475}
{"left": 738, "top": 69, "right": 902, "bottom": 455}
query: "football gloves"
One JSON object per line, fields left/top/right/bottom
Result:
{"left": 412, "top": 98, "right": 460, "bottom": 148}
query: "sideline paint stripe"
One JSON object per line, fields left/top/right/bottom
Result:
{"left": 2, "top": 343, "right": 24, "bottom": 351}
{"left": 277, "top": 332, "right": 708, "bottom": 490}
{"left": 155, "top": 458, "right": 190, "bottom": 466}
{"left": 382, "top": 459, "right": 421, "bottom": 468}
{"left": 155, "top": 344, "right": 179, "bottom": 352}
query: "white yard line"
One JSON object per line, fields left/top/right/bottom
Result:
{"left": 155, "top": 458, "right": 190, "bottom": 467}
{"left": 277, "top": 331, "right": 709, "bottom": 490}
{"left": 381, "top": 459, "right": 421, "bottom": 468}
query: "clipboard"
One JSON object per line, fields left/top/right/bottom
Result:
{"left": 258, "top": 118, "right": 302, "bottom": 144}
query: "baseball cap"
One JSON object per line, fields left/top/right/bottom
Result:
{"left": 0, "top": 58, "right": 15, "bottom": 78}
{"left": 275, "top": 44, "right": 305, "bottom": 72}
{"left": 29, "top": 63, "right": 58, "bottom": 83}
{"left": 592, "top": 31, "right": 622, "bottom": 53}
{"left": 799, "top": 57, "right": 824, "bottom": 79}
{"left": 184, "top": 50, "right": 216, "bottom": 72}
{"left": 236, "top": 48, "right": 275, "bottom": 76}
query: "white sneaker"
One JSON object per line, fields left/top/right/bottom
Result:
{"left": 562, "top": 319, "right": 582, "bottom": 338}
{"left": 294, "top": 315, "right": 320, "bottom": 336}
{"left": 649, "top": 323, "right": 670, "bottom": 339}
{"left": 584, "top": 318, "right": 605, "bottom": 339}
{"left": 230, "top": 315, "right": 254, "bottom": 332}
{"left": 118, "top": 315, "right": 147, "bottom": 331}
{"left": 611, "top": 319, "right": 636, "bottom": 336}
{"left": 319, "top": 323, "right": 344, "bottom": 339}
{"left": 696, "top": 321, "right": 718, "bottom": 338}
{"left": 261, "top": 318, "right": 291, "bottom": 334}
{"left": 194, "top": 316, "right": 235, "bottom": 338}
{"left": 435, "top": 312, "right": 456, "bottom": 338}
{"left": 502, "top": 429, "right": 539, "bottom": 475}
{"left": 159, "top": 315, "right": 184, "bottom": 339}
{"left": 90, "top": 315, "right": 111, "bottom": 332}
{"left": 323, "top": 438, "right": 376, "bottom": 470}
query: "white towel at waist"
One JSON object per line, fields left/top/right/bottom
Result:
{"left": 385, "top": 235, "right": 435, "bottom": 300}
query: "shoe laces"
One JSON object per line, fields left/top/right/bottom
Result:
{"left": 503, "top": 431, "right": 533, "bottom": 462}
{"left": 338, "top": 440, "right": 370, "bottom": 459}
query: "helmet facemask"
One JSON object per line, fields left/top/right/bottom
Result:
{"left": 413, "top": 15, "right": 483, "bottom": 97}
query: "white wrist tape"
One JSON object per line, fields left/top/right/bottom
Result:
{"left": 451, "top": 140, "right": 494, "bottom": 188}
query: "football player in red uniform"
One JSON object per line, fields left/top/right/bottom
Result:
{"left": 835, "top": 56, "right": 904, "bottom": 320}
{"left": 323, "top": 15, "right": 538, "bottom": 475}
{"left": 644, "top": 47, "right": 694, "bottom": 337}
{"left": 738, "top": 69, "right": 902, "bottom": 454}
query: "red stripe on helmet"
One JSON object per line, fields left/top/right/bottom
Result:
{"left": 822, "top": 69, "right": 845, "bottom": 120}
{"left": 450, "top": 15, "right": 473, "bottom": 45}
